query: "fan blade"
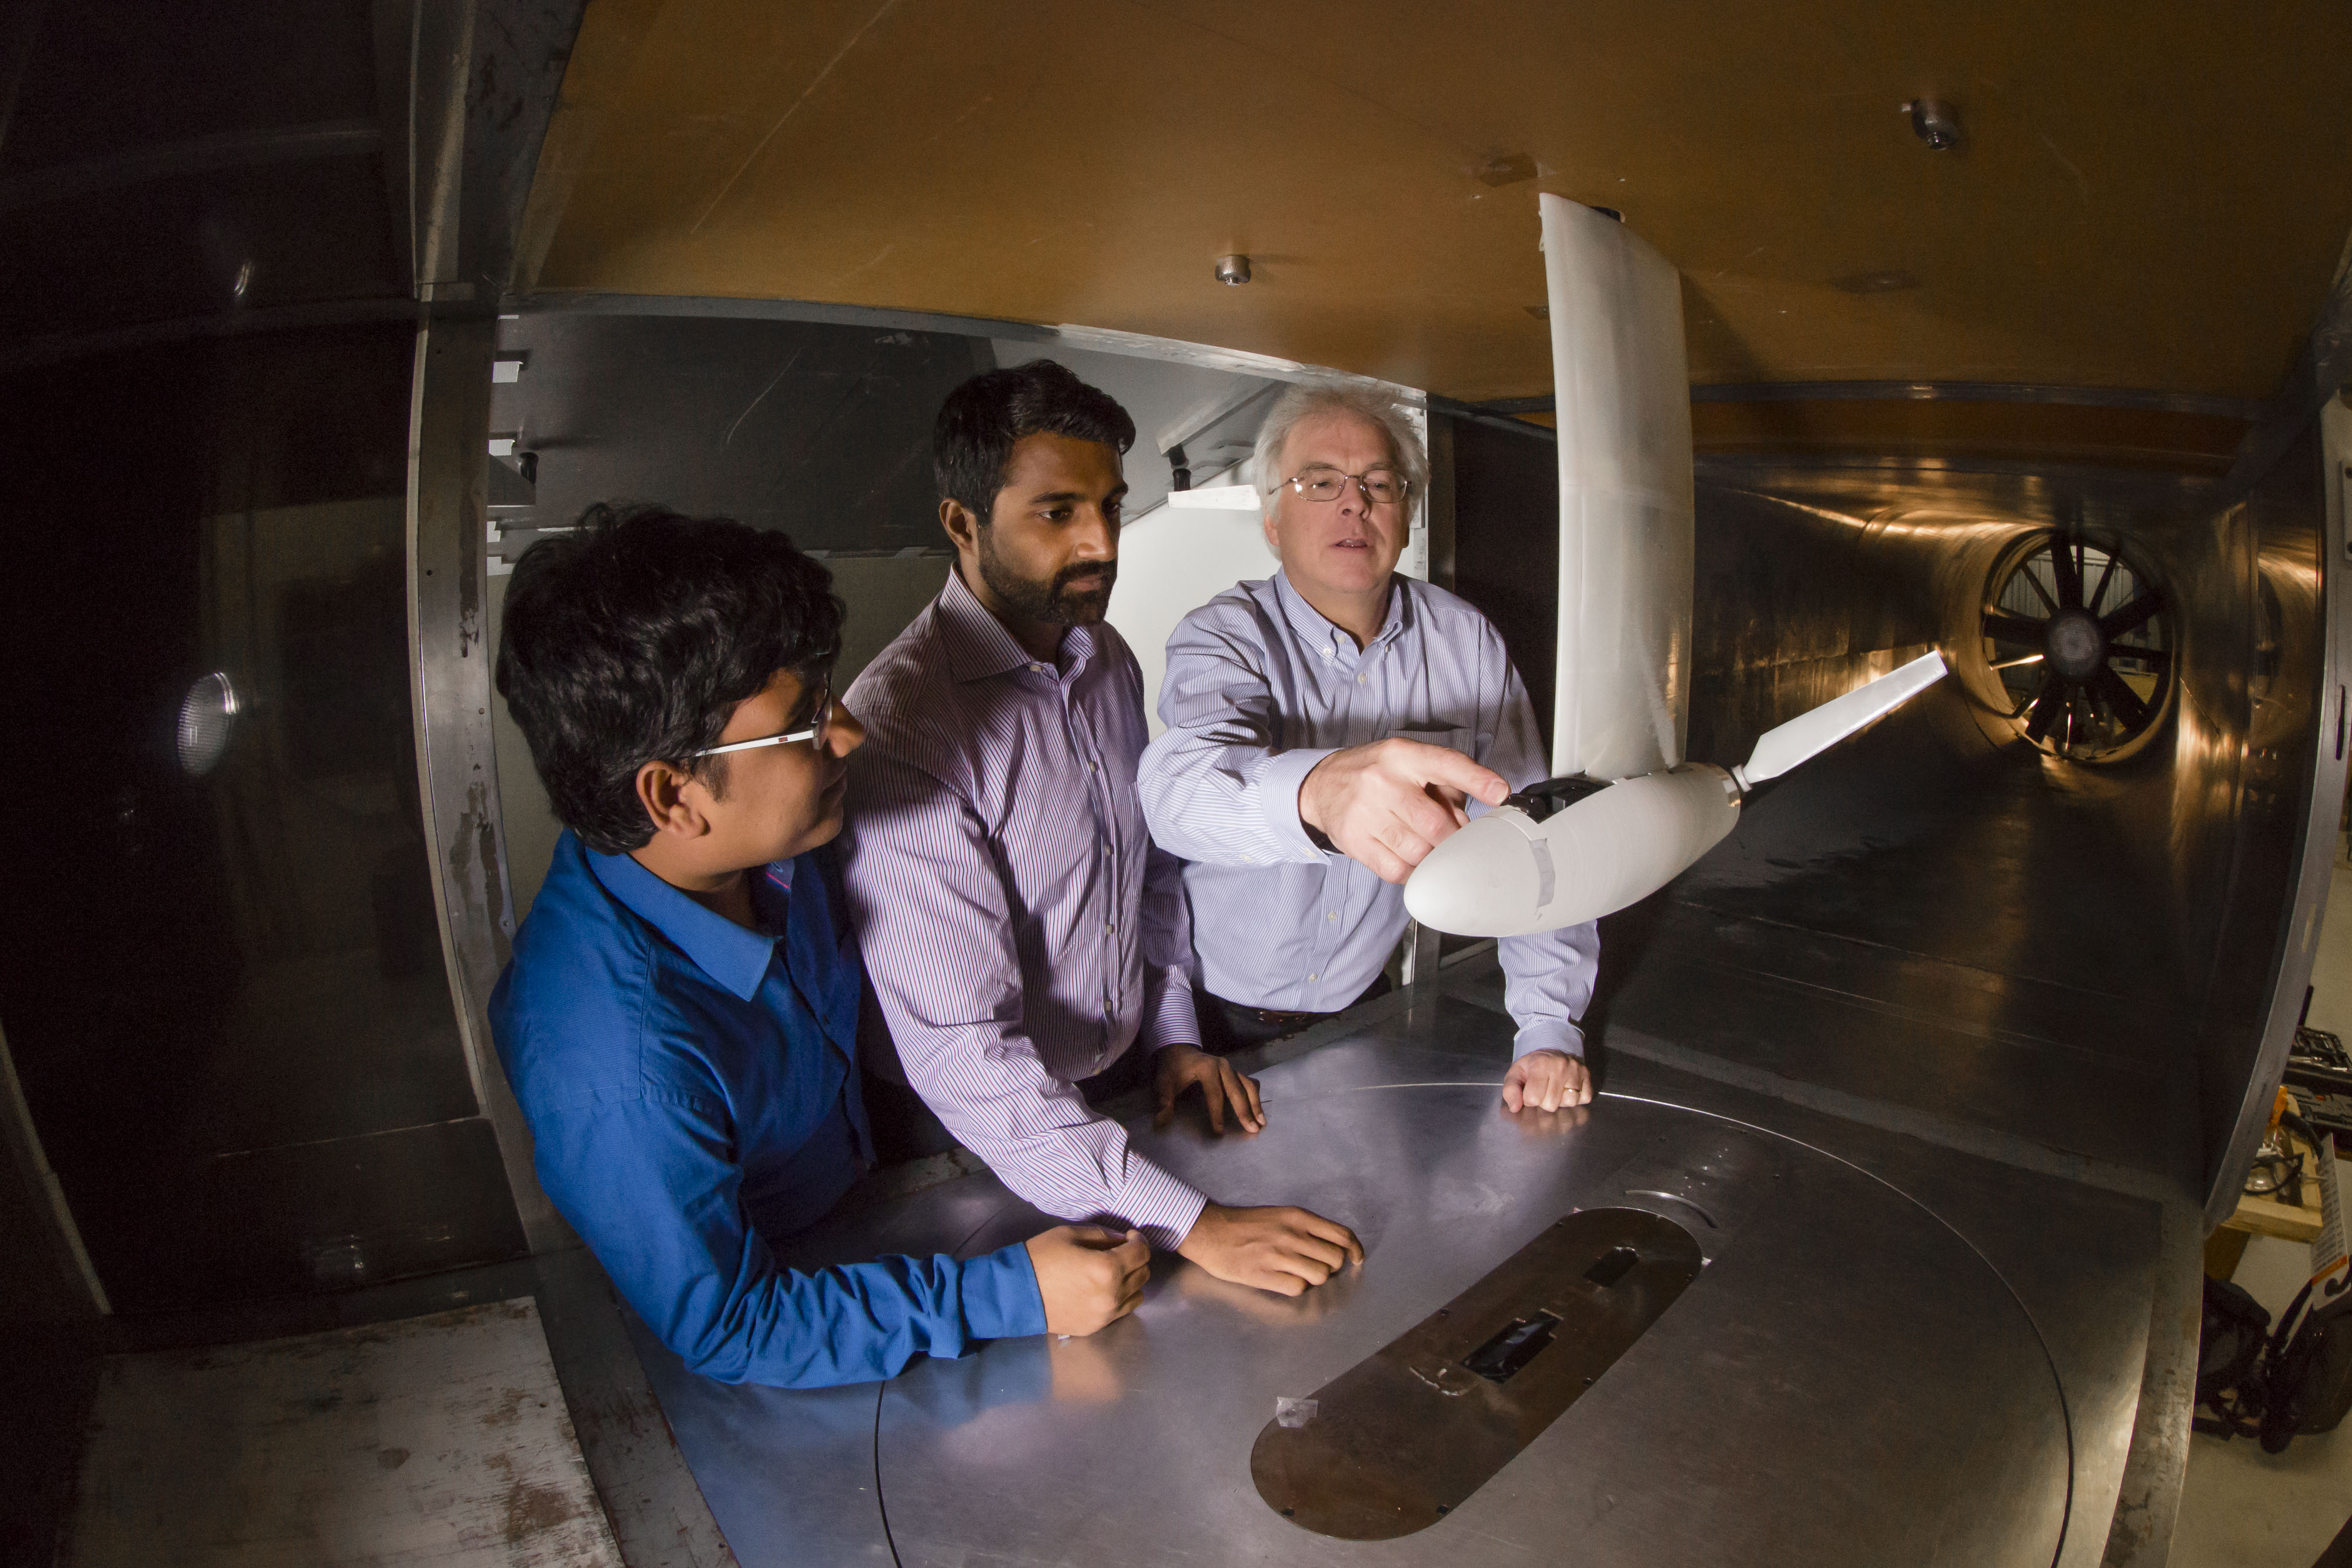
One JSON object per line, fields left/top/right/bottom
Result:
{"left": 1737, "top": 650, "right": 1947, "bottom": 785}
{"left": 2102, "top": 592, "right": 2164, "bottom": 638}
{"left": 2087, "top": 552, "right": 2120, "bottom": 616}
{"left": 2052, "top": 539, "right": 2084, "bottom": 609}
{"left": 2024, "top": 676, "right": 2064, "bottom": 741}
{"left": 2092, "top": 666, "right": 2149, "bottom": 729}
{"left": 1983, "top": 613, "right": 2049, "bottom": 644}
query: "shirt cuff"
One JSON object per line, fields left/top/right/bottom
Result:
{"left": 959, "top": 1241, "right": 1050, "bottom": 1340}
{"left": 1254, "top": 747, "right": 1339, "bottom": 861}
{"left": 1141, "top": 975, "right": 1201, "bottom": 1051}
{"left": 1512, "top": 1019, "right": 1585, "bottom": 1062}
{"left": 1110, "top": 1160, "right": 1211, "bottom": 1252}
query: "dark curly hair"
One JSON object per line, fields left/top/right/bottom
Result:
{"left": 496, "top": 504, "right": 843, "bottom": 854}
{"left": 933, "top": 359, "right": 1137, "bottom": 521}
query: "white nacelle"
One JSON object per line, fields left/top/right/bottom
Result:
{"left": 1404, "top": 652, "right": 1950, "bottom": 938}
{"left": 1404, "top": 766, "right": 1741, "bottom": 938}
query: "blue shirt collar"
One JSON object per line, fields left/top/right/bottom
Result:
{"left": 586, "top": 844, "right": 781, "bottom": 1001}
{"left": 1274, "top": 570, "right": 1405, "bottom": 658}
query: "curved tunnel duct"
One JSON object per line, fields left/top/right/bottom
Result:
{"left": 1541, "top": 193, "right": 1696, "bottom": 781}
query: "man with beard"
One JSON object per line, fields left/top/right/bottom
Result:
{"left": 841, "top": 360, "right": 1362, "bottom": 1298}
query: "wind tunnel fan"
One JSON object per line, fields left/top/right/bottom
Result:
{"left": 1980, "top": 531, "right": 2170, "bottom": 761}
{"left": 1401, "top": 193, "right": 1951, "bottom": 941}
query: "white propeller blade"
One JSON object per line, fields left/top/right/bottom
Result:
{"left": 1163, "top": 484, "right": 1261, "bottom": 510}
{"left": 1735, "top": 650, "right": 1948, "bottom": 790}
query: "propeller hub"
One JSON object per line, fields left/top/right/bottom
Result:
{"left": 2044, "top": 609, "right": 2106, "bottom": 681}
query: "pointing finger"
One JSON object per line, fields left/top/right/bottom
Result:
{"left": 1414, "top": 745, "right": 1510, "bottom": 807}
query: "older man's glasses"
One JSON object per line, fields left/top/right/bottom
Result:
{"left": 1284, "top": 466, "right": 1411, "bottom": 506}
{"left": 692, "top": 683, "right": 833, "bottom": 758}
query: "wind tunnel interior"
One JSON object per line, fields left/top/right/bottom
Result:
{"left": 1451, "top": 410, "right": 2333, "bottom": 1212}
{"left": 5, "top": 2, "right": 2351, "bottom": 1562}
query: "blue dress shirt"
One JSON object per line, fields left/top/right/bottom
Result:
{"left": 489, "top": 830, "right": 1046, "bottom": 1387}
{"left": 1138, "top": 573, "right": 1599, "bottom": 1060}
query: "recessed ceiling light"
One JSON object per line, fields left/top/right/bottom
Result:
{"left": 1476, "top": 154, "right": 1536, "bottom": 188}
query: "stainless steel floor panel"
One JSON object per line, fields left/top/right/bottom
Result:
{"left": 874, "top": 1037, "right": 2075, "bottom": 1568}
{"left": 626, "top": 997, "right": 2169, "bottom": 1568}
{"left": 619, "top": 1169, "right": 1040, "bottom": 1566}
{"left": 1445, "top": 906, "right": 2187, "bottom": 1183}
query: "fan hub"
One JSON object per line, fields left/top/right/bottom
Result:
{"left": 2044, "top": 609, "right": 2106, "bottom": 681}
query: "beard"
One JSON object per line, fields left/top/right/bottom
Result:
{"left": 976, "top": 528, "right": 1117, "bottom": 626}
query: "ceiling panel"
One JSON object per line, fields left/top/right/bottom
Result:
{"left": 520, "top": 0, "right": 2352, "bottom": 403}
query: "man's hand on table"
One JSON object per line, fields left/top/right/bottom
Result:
{"left": 1298, "top": 738, "right": 1510, "bottom": 884}
{"left": 1502, "top": 1048, "right": 1592, "bottom": 1113}
{"left": 1027, "top": 1225, "right": 1150, "bottom": 1336}
{"left": 1176, "top": 1202, "right": 1364, "bottom": 1296}
{"left": 1154, "top": 1042, "right": 1265, "bottom": 1133}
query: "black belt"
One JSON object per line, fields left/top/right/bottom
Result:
{"left": 1236, "top": 1004, "right": 1337, "bottom": 1030}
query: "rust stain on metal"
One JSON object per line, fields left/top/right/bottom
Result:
{"left": 503, "top": 1479, "right": 588, "bottom": 1544}
{"left": 480, "top": 1386, "right": 535, "bottom": 1428}
{"left": 450, "top": 778, "right": 513, "bottom": 968}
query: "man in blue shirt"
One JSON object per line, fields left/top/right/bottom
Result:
{"left": 1137, "top": 386, "right": 1600, "bottom": 1114}
{"left": 490, "top": 503, "right": 1147, "bottom": 1388}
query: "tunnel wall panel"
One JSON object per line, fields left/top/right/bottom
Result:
{"left": 1445, "top": 417, "right": 2336, "bottom": 1187}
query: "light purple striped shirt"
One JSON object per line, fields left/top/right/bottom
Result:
{"left": 840, "top": 570, "right": 1208, "bottom": 1249}
{"left": 1138, "top": 572, "right": 1598, "bottom": 1061}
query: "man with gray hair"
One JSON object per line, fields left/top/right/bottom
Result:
{"left": 1136, "top": 384, "right": 1599, "bottom": 1112}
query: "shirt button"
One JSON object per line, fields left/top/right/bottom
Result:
{"left": 1357, "top": 674, "right": 1367, "bottom": 684}
{"left": 1327, "top": 911, "right": 1338, "bottom": 921}
{"left": 1105, "top": 921, "right": 1117, "bottom": 934}
{"left": 1308, "top": 972, "right": 1318, "bottom": 982}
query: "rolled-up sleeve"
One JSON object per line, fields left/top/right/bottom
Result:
{"left": 526, "top": 1081, "right": 1044, "bottom": 1388}
{"left": 841, "top": 745, "right": 1209, "bottom": 1249}
{"left": 1139, "top": 613, "right": 1332, "bottom": 866}
{"left": 1478, "top": 636, "right": 1601, "bottom": 1060}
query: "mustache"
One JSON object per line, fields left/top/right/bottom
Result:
{"left": 1055, "top": 563, "right": 1117, "bottom": 593}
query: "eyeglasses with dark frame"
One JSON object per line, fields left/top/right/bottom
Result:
{"left": 690, "top": 678, "right": 834, "bottom": 758}
{"left": 1282, "top": 465, "right": 1412, "bottom": 507}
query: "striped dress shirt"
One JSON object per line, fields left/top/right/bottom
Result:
{"left": 1138, "top": 571, "right": 1599, "bottom": 1061}
{"left": 840, "top": 570, "right": 1208, "bottom": 1249}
